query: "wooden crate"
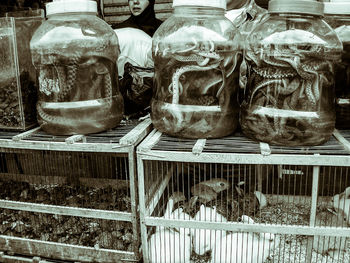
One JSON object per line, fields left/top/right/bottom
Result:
{"left": 0, "top": 118, "right": 152, "bottom": 263}
{"left": 136, "top": 129, "right": 350, "bottom": 263}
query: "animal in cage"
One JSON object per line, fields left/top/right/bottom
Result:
{"left": 313, "top": 207, "right": 349, "bottom": 257}
{"left": 192, "top": 204, "right": 228, "bottom": 256}
{"left": 148, "top": 196, "right": 192, "bottom": 263}
{"left": 211, "top": 216, "right": 276, "bottom": 263}
{"left": 190, "top": 178, "right": 229, "bottom": 206}
{"left": 332, "top": 186, "right": 350, "bottom": 224}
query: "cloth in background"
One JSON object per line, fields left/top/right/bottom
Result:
{"left": 114, "top": 27, "right": 153, "bottom": 77}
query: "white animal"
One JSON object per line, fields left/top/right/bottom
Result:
{"left": 211, "top": 216, "right": 275, "bottom": 263}
{"left": 332, "top": 186, "right": 350, "bottom": 224}
{"left": 148, "top": 198, "right": 192, "bottom": 263}
{"left": 148, "top": 227, "right": 191, "bottom": 263}
{"left": 211, "top": 232, "right": 275, "bottom": 263}
{"left": 192, "top": 205, "right": 228, "bottom": 255}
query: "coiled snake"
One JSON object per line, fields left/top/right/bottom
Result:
{"left": 37, "top": 54, "right": 114, "bottom": 129}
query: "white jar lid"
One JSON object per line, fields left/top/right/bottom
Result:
{"left": 324, "top": 2, "right": 350, "bottom": 15}
{"left": 172, "top": 0, "right": 226, "bottom": 10}
{"left": 268, "top": 0, "right": 323, "bottom": 16}
{"left": 46, "top": 0, "right": 97, "bottom": 16}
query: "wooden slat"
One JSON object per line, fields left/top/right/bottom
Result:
{"left": 12, "top": 127, "right": 41, "bottom": 141}
{"left": 119, "top": 118, "right": 152, "bottom": 146}
{"left": 0, "top": 173, "right": 129, "bottom": 190}
{"left": 192, "top": 139, "right": 206, "bottom": 155}
{"left": 144, "top": 217, "right": 350, "bottom": 237}
{"left": 333, "top": 128, "right": 350, "bottom": 153}
{"left": 0, "top": 236, "right": 137, "bottom": 263}
{"left": 0, "top": 200, "right": 133, "bottom": 222}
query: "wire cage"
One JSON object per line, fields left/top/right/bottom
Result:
{"left": 137, "top": 129, "right": 350, "bottom": 263}
{"left": 0, "top": 118, "right": 152, "bottom": 263}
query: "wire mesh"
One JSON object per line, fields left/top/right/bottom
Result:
{"left": 141, "top": 160, "right": 350, "bottom": 263}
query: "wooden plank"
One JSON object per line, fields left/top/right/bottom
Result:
{"left": 0, "top": 235, "right": 137, "bottom": 263}
{"left": 192, "top": 139, "right": 206, "bottom": 155}
{"left": 144, "top": 217, "right": 350, "bottom": 237}
{"left": 138, "top": 150, "right": 350, "bottom": 166}
{"left": 12, "top": 127, "right": 41, "bottom": 141}
{"left": 0, "top": 172, "right": 129, "bottom": 190}
{"left": 65, "top": 134, "right": 86, "bottom": 144}
{"left": 0, "top": 200, "right": 133, "bottom": 222}
{"left": 119, "top": 118, "right": 152, "bottom": 146}
{"left": 137, "top": 130, "right": 162, "bottom": 153}
{"left": 146, "top": 165, "right": 173, "bottom": 216}
{"left": 333, "top": 129, "right": 350, "bottom": 153}
{"left": 0, "top": 140, "right": 125, "bottom": 153}
{"left": 259, "top": 142, "right": 271, "bottom": 156}
{"left": 0, "top": 253, "right": 43, "bottom": 263}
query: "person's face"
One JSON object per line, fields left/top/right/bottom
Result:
{"left": 128, "top": 0, "right": 150, "bottom": 16}
{"left": 226, "top": 0, "right": 248, "bottom": 10}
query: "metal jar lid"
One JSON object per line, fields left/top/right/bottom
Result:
{"left": 268, "top": 0, "right": 324, "bottom": 16}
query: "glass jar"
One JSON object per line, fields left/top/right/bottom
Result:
{"left": 151, "top": 0, "right": 242, "bottom": 139}
{"left": 241, "top": 0, "right": 342, "bottom": 146}
{"left": 324, "top": 1, "right": 350, "bottom": 129}
{"left": 0, "top": 10, "right": 43, "bottom": 131}
{"left": 30, "top": 0, "right": 123, "bottom": 135}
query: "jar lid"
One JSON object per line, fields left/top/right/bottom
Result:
{"left": 46, "top": 0, "right": 97, "bottom": 16}
{"left": 268, "top": 0, "right": 324, "bottom": 16}
{"left": 324, "top": 2, "right": 350, "bottom": 15}
{"left": 172, "top": 0, "right": 226, "bottom": 10}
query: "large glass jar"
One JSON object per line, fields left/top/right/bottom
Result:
{"left": 151, "top": 0, "right": 241, "bottom": 139}
{"left": 324, "top": 1, "right": 350, "bottom": 129}
{"left": 30, "top": 0, "right": 123, "bottom": 135}
{"left": 240, "top": 0, "right": 342, "bottom": 146}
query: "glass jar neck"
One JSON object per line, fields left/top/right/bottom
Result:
{"left": 173, "top": 6, "right": 225, "bottom": 17}
{"left": 47, "top": 12, "right": 96, "bottom": 19}
{"left": 270, "top": 12, "right": 322, "bottom": 19}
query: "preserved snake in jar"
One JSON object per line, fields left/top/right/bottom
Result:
{"left": 241, "top": 0, "right": 342, "bottom": 146}
{"left": 152, "top": 1, "right": 242, "bottom": 139}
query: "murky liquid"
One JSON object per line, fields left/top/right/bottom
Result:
{"left": 32, "top": 51, "right": 123, "bottom": 135}
{"left": 241, "top": 48, "right": 337, "bottom": 146}
{"left": 335, "top": 42, "right": 350, "bottom": 129}
{"left": 151, "top": 45, "right": 241, "bottom": 139}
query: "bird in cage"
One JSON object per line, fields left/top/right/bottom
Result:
{"left": 190, "top": 178, "right": 230, "bottom": 204}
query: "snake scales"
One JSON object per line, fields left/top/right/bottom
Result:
{"left": 241, "top": 43, "right": 338, "bottom": 146}
{"left": 152, "top": 37, "right": 241, "bottom": 138}
{"left": 36, "top": 54, "right": 115, "bottom": 134}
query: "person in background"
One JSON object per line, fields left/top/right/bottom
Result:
{"left": 113, "top": 0, "right": 162, "bottom": 37}
{"left": 23, "top": 0, "right": 42, "bottom": 10}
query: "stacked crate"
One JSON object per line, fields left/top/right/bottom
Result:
{"left": 137, "top": 129, "right": 350, "bottom": 263}
{"left": 0, "top": 118, "right": 152, "bottom": 263}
